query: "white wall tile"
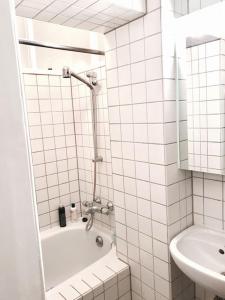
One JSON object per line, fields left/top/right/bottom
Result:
{"left": 106, "top": 50, "right": 118, "bottom": 69}
{"left": 132, "top": 83, "right": 146, "bottom": 104}
{"left": 146, "top": 57, "right": 162, "bottom": 81}
{"left": 147, "top": 102, "right": 163, "bottom": 123}
{"left": 147, "top": 0, "right": 161, "bottom": 12}
{"left": 204, "top": 179, "right": 222, "bottom": 200}
{"left": 145, "top": 34, "right": 162, "bottom": 59}
{"left": 131, "top": 61, "right": 146, "bottom": 83}
{"left": 104, "top": 5, "right": 195, "bottom": 299}
{"left": 134, "top": 124, "right": 148, "bottom": 143}
{"left": 133, "top": 104, "right": 147, "bottom": 124}
{"left": 107, "top": 69, "right": 118, "bottom": 88}
{"left": 152, "top": 203, "right": 167, "bottom": 224}
{"left": 105, "top": 31, "right": 117, "bottom": 51}
{"left": 130, "top": 40, "right": 145, "bottom": 63}
{"left": 146, "top": 80, "right": 163, "bottom": 102}
{"left": 119, "top": 85, "right": 132, "bottom": 105}
{"left": 204, "top": 198, "right": 222, "bottom": 219}
{"left": 129, "top": 18, "right": 144, "bottom": 42}
{"left": 117, "top": 45, "right": 131, "bottom": 67}
{"left": 136, "top": 161, "right": 150, "bottom": 181}
{"left": 150, "top": 164, "right": 166, "bottom": 185}
{"left": 118, "top": 65, "right": 131, "bottom": 86}
{"left": 116, "top": 25, "right": 130, "bottom": 47}
{"left": 144, "top": 9, "right": 161, "bottom": 37}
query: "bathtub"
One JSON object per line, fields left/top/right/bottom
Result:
{"left": 41, "top": 220, "right": 131, "bottom": 300}
{"left": 41, "top": 220, "right": 114, "bottom": 291}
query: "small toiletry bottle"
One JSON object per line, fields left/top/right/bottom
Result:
{"left": 70, "top": 203, "right": 77, "bottom": 222}
{"left": 58, "top": 205, "right": 66, "bottom": 227}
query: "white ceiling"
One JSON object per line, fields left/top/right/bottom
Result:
{"left": 15, "top": 0, "right": 146, "bottom": 33}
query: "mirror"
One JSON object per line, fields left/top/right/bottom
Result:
{"left": 176, "top": 3, "right": 225, "bottom": 175}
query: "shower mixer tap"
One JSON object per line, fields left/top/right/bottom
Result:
{"left": 83, "top": 198, "right": 113, "bottom": 231}
{"left": 83, "top": 200, "right": 114, "bottom": 216}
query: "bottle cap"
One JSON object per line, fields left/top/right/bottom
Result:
{"left": 71, "top": 203, "right": 76, "bottom": 208}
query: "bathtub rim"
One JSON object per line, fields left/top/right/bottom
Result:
{"left": 40, "top": 218, "right": 115, "bottom": 247}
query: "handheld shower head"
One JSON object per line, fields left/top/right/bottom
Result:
{"left": 62, "top": 66, "right": 71, "bottom": 78}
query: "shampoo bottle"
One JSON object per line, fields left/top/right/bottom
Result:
{"left": 58, "top": 205, "right": 66, "bottom": 227}
{"left": 70, "top": 203, "right": 77, "bottom": 222}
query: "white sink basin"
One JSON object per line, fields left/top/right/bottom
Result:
{"left": 170, "top": 225, "right": 225, "bottom": 297}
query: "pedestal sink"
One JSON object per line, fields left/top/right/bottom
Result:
{"left": 170, "top": 225, "right": 225, "bottom": 297}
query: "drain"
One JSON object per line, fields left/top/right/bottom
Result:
{"left": 96, "top": 235, "right": 103, "bottom": 247}
{"left": 221, "top": 272, "right": 225, "bottom": 276}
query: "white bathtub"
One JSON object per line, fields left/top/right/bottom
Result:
{"left": 41, "top": 220, "right": 114, "bottom": 291}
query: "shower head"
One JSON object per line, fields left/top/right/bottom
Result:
{"left": 62, "top": 66, "right": 71, "bottom": 78}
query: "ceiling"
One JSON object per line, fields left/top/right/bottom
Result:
{"left": 15, "top": 0, "right": 146, "bottom": 33}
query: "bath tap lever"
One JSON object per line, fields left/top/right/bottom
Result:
{"left": 84, "top": 206, "right": 101, "bottom": 215}
{"left": 82, "top": 200, "right": 93, "bottom": 207}
{"left": 100, "top": 201, "right": 114, "bottom": 215}
{"left": 94, "top": 196, "right": 101, "bottom": 204}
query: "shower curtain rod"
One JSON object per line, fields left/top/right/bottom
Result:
{"left": 18, "top": 39, "right": 105, "bottom": 56}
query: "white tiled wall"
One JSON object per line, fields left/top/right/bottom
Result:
{"left": 24, "top": 73, "right": 80, "bottom": 229}
{"left": 105, "top": 1, "right": 194, "bottom": 299}
{"left": 193, "top": 172, "right": 225, "bottom": 299}
{"left": 71, "top": 66, "right": 114, "bottom": 230}
{"left": 23, "top": 65, "right": 114, "bottom": 232}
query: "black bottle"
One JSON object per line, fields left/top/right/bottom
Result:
{"left": 58, "top": 205, "right": 66, "bottom": 227}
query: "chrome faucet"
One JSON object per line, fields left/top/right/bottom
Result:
{"left": 82, "top": 198, "right": 114, "bottom": 231}
{"left": 83, "top": 199, "right": 113, "bottom": 216}
{"left": 84, "top": 205, "right": 101, "bottom": 215}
